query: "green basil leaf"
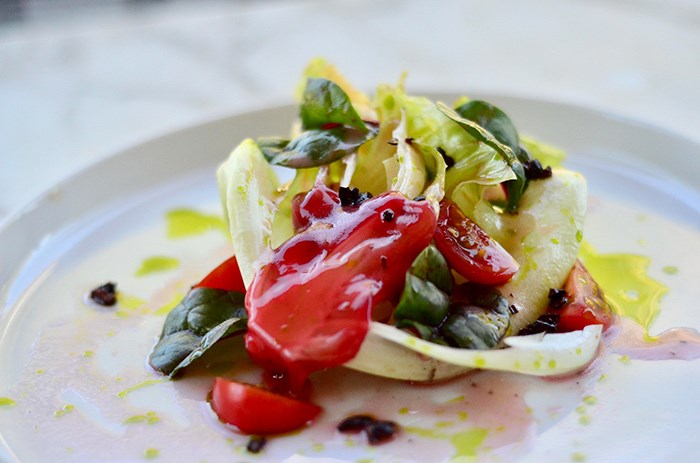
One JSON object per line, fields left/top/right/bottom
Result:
{"left": 409, "top": 244, "right": 453, "bottom": 294}
{"left": 257, "top": 137, "right": 290, "bottom": 164}
{"left": 437, "top": 102, "right": 526, "bottom": 212}
{"left": 454, "top": 100, "right": 520, "bottom": 156}
{"left": 301, "top": 78, "right": 367, "bottom": 131}
{"left": 394, "top": 273, "right": 450, "bottom": 326}
{"left": 440, "top": 285, "right": 510, "bottom": 350}
{"left": 149, "top": 287, "right": 247, "bottom": 377}
{"left": 395, "top": 319, "right": 448, "bottom": 345}
{"left": 260, "top": 127, "right": 375, "bottom": 168}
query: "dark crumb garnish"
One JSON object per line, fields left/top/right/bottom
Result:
{"left": 337, "top": 414, "right": 376, "bottom": 432}
{"left": 388, "top": 138, "right": 399, "bottom": 146}
{"left": 381, "top": 209, "right": 395, "bottom": 222}
{"left": 337, "top": 414, "right": 399, "bottom": 445}
{"left": 339, "top": 186, "right": 373, "bottom": 208}
{"left": 548, "top": 288, "right": 570, "bottom": 309}
{"left": 413, "top": 195, "right": 426, "bottom": 201}
{"left": 246, "top": 436, "right": 267, "bottom": 453}
{"left": 508, "top": 304, "right": 520, "bottom": 315}
{"left": 89, "top": 282, "right": 117, "bottom": 306}
{"left": 523, "top": 159, "right": 553, "bottom": 180}
{"left": 366, "top": 420, "right": 399, "bottom": 444}
{"left": 518, "top": 313, "right": 560, "bottom": 335}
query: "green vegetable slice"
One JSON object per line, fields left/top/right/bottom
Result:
{"left": 346, "top": 323, "right": 602, "bottom": 381}
{"left": 217, "top": 139, "right": 280, "bottom": 288}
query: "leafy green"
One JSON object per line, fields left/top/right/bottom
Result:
{"left": 301, "top": 78, "right": 367, "bottom": 131}
{"left": 296, "top": 57, "right": 374, "bottom": 120}
{"left": 217, "top": 139, "right": 280, "bottom": 287}
{"left": 394, "top": 274, "right": 450, "bottom": 326}
{"left": 438, "top": 102, "right": 526, "bottom": 212}
{"left": 454, "top": 100, "right": 520, "bottom": 156}
{"left": 407, "top": 244, "right": 452, "bottom": 293}
{"left": 386, "top": 110, "right": 427, "bottom": 200}
{"left": 393, "top": 245, "right": 452, "bottom": 329}
{"left": 440, "top": 286, "right": 510, "bottom": 350}
{"left": 149, "top": 287, "right": 247, "bottom": 377}
{"left": 259, "top": 127, "right": 375, "bottom": 168}
{"left": 520, "top": 135, "right": 566, "bottom": 168}
{"left": 259, "top": 78, "right": 377, "bottom": 168}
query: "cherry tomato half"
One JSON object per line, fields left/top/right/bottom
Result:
{"left": 557, "top": 260, "right": 614, "bottom": 332}
{"left": 210, "top": 378, "right": 321, "bottom": 435}
{"left": 194, "top": 255, "right": 246, "bottom": 293}
{"left": 433, "top": 199, "right": 518, "bottom": 285}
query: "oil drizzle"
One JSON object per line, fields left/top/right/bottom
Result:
{"left": 578, "top": 242, "right": 667, "bottom": 337}
{"left": 135, "top": 256, "right": 180, "bottom": 277}
{"left": 166, "top": 208, "right": 227, "bottom": 239}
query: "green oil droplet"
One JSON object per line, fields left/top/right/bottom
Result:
{"left": 571, "top": 451, "right": 587, "bottom": 462}
{"left": 311, "top": 443, "right": 325, "bottom": 452}
{"left": 399, "top": 407, "right": 410, "bottom": 415}
{"left": 578, "top": 242, "right": 668, "bottom": 337}
{"left": 166, "top": 209, "right": 227, "bottom": 239}
{"left": 435, "top": 421, "right": 455, "bottom": 428}
{"left": 578, "top": 415, "right": 591, "bottom": 426}
{"left": 54, "top": 404, "right": 74, "bottom": 417}
{"left": 583, "top": 395, "right": 597, "bottom": 405}
{"left": 619, "top": 355, "right": 631, "bottom": 365}
{"left": 0, "top": 397, "right": 16, "bottom": 407}
{"left": 451, "top": 428, "right": 489, "bottom": 459}
{"left": 144, "top": 448, "right": 159, "bottom": 459}
{"left": 135, "top": 256, "right": 180, "bottom": 277}
{"left": 117, "top": 379, "right": 163, "bottom": 398}
{"left": 662, "top": 266, "right": 679, "bottom": 275}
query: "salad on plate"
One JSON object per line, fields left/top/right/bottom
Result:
{"left": 147, "top": 58, "right": 613, "bottom": 442}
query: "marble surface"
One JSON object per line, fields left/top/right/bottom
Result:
{"left": 1, "top": 0, "right": 699, "bottom": 224}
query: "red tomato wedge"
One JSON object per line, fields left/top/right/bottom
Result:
{"left": 433, "top": 199, "right": 518, "bottom": 285}
{"left": 557, "top": 260, "right": 614, "bottom": 332}
{"left": 194, "top": 255, "right": 246, "bottom": 293}
{"left": 210, "top": 378, "right": 321, "bottom": 435}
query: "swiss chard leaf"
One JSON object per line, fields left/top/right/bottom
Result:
{"left": 149, "top": 287, "right": 247, "bottom": 377}
{"left": 258, "top": 78, "right": 377, "bottom": 168}
{"left": 437, "top": 101, "right": 527, "bottom": 212}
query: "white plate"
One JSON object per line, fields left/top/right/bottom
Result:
{"left": 1, "top": 96, "right": 699, "bottom": 463}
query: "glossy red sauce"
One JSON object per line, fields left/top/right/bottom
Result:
{"left": 244, "top": 188, "right": 437, "bottom": 394}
